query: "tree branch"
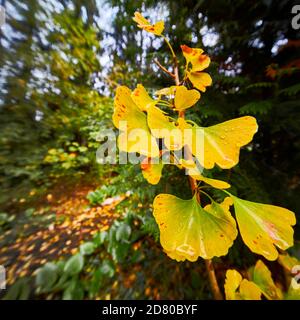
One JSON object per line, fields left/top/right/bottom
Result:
{"left": 153, "top": 59, "right": 175, "bottom": 79}
{"left": 167, "top": 37, "right": 223, "bottom": 301}
{"left": 205, "top": 259, "right": 223, "bottom": 300}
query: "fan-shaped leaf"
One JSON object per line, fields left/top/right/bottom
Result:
{"left": 133, "top": 12, "right": 164, "bottom": 35}
{"left": 174, "top": 86, "right": 200, "bottom": 111}
{"left": 187, "top": 71, "right": 212, "bottom": 92}
{"left": 131, "top": 84, "right": 157, "bottom": 111}
{"left": 147, "top": 105, "right": 188, "bottom": 150}
{"left": 153, "top": 194, "right": 237, "bottom": 261}
{"left": 225, "top": 269, "right": 261, "bottom": 300}
{"left": 278, "top": 253, "right": 300, "bottom": 272}
{"left": 230, "top": 195, "right": 296, "bottom": 261}
{"left": 141, "top": 157, "right": 164, "bottom": 185}
{"left": 250, "top": 260, "right": 282, "bottom": 300}
{"left": 113, "top": 86, "right": 159, "bottom": 157}
{"left": 181, "top": 45, "right": 210, "bottom": 72}
{"left": 188, "top": 116, "right": 258, "bottom": 169}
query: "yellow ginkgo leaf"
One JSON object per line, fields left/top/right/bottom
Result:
{"left": 181, "top": 44, "right": 212, "bottom": 91}
{"left": 181, "top": 45, "right": 211, "bottom": 72}
{"left": 278, "top": 253, "right": 300, "bottom": 272}
{"left": 113, "top": 86, "right": 159, "bottom": 157}
{"left": 187, "top": 71, "right": 212, "bottom": 92}
{"left": 147, "top": 105, "right": 188, "bottom": 150}
{"left": 285, "top": 284, "right": 300, "bottom": 300}
{"left": 141, "top": 157, "right": 164, "bottom": 185}
{"left": 224, "top": 269, "right": 243, "bottom": 300}
{"left": 250, "top": 260, "right": 283, "bottom": 300}
{"left": 133, "top": 12, "right": 164, "bottom": 36}
{"left": 225, "top": 269, "right": 261, "bottom": 300}
{"left": 239, "top": 279, "right": 262, "bottom": 300}
{"left": 131, "top": 84, "right": 157, "bottom": 112}
{"left": 155, "top": 86, "right": 176, "bottom": 96}
{"left": 230, "top": 195, "right": 296, "bottom": 261}
{"left": 179, "top": 159, "right": 230, "bottom": 189}
{"left": 153, "top": 194, "right": 237, "bottom": 261}
{"left": 174, "top": 86, "right": 200, "bottom": 111}
{"left": 188, "top": 116, "right": 258, "bottom": 169}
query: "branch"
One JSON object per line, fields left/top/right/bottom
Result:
{"left": 153, "top": 59, "right": 175, "bottom": 79}
{"left": 166, "top": 36, "right": 223, "bottom": 300}
{"left": 205, "top": 259, "right": 223, "bottom": 300}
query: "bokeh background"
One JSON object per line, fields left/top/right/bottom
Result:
{"left": 0, "top": 0, "right": 300, "bottom": 299}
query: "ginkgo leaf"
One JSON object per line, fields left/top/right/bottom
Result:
{"left": 113, "top": 86, "right": 144, "bottom": 130}
{"left": 155, "top": 86, "right": 176, "bottom": 96}
{"left": 239, "top": 279, "right": 262, "bottom": 300}
{"left": 289, "top": 264, "right": 300, "bottom": 300}
{"left": 198, "top": 176, "right": 230, "bottom": 189}
{"left": 250, "top": 260, "right": 283, "bottom": 300}
{"left": 187, "top": 71, "right": 212, "bottom": 92}
{"left": 153, "top": 194, "right": 237, "bottom": 261}
{"left": 278, "top": 253, "right": 300, "bottom": 272}
{"left": 141, "top": 157, "right": 164, "bottom": 185}
{"left": 188, "top": 116, "right": 258, "bottom": 169}
{"left": 181, "top": 45, "right": 210, "bottom": 72}
{"left": 225, "top": 269, "right": 261, "bottom": 300}
{"left": 117, "top": 131, "right": 159, "bottom": 158}
{"left": 174, "top": 86, "right": 200, "bottom": 111}
{"left": 147, "top": 105, "right": 188, "bottom": 150}
{"left": 285, "top": 284, "right": 300, "bottom": 300}
{"left": 230, "top": 194, "right": 296, "bottom": 261}
{"left": 181, "top": 45, "right": 212, "bottom": 91}
{"left": 224, "top": 269, "right": 243, "bottom": 300}
{"left": 131, "top": 84, "right": 157, "bottom": 111}
{"left": 113, "top": 86, "right": 159, "bottom": 157}
{"left": 133, "top": 12, "right": 164, "bottom": 36}
{"left": 179, "top": 159, "right": 230, "bottom": 189}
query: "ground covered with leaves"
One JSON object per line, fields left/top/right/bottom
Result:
{"left": 0, "top": 183, "right": 121, "bottom": 286}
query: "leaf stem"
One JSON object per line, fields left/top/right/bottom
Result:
{"left": 163, "top": 35, "right": 176, "bottom": 58}
{"left": 199, "top": 189, "right": 214, "bottom": 202}
{"left": 163, "top": 36, "right": 180, "bottom": 87}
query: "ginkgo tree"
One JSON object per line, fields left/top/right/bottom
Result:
{"left": 112, "top": 11, "right": 297, "bottom": 300}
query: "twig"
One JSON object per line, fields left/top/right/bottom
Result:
{"left": 153, "top": 59, "right": 175, "bottom": 79}
{"left": 205, "top": 259, "right": 223, "bottom": 300}
{"left": 173, "top": 56, "right": 180, "bottom": 86}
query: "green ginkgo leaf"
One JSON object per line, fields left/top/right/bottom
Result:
{"left": 285, "top": 284, "right": 300, "bottom": 300}
{"left": 249, "top": 260, "right": 282, "bottom": 300}
{"left": 153, "top": 194, "right": 237, "bottom": 261}
{"left": 230, "top": 195, "right": 296, "bottom": 261}
{"left": 225, "top": 269, "right": 261, "bottom": 300}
